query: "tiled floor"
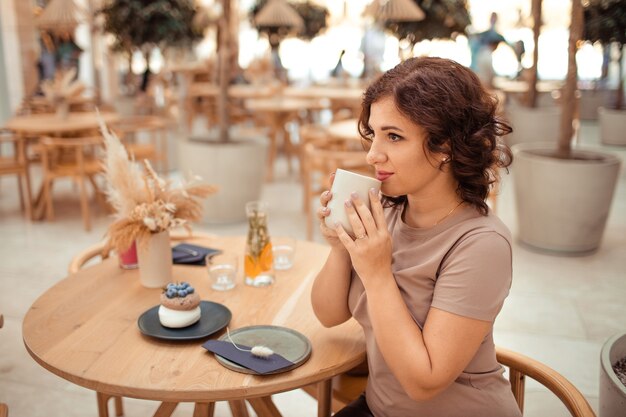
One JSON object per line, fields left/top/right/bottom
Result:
{"left": 0, "top": 120, "right": 624, "bottom": 416}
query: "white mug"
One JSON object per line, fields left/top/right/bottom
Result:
{"left": 324, "top": 169, "right": 381, "bottom": 236}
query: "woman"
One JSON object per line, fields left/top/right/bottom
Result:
{"left": 311, "top": 57, "right": 521, "bottom": 417}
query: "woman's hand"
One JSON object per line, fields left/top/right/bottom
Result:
{"left": 334, "top": 188, "right": 392, "bottom": 283}
{"left": 317, "top": 188, "right": 346, "bottom": 251}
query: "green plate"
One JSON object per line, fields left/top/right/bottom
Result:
{"left": 216, "top": 325, "right": 311, "bottom": 374}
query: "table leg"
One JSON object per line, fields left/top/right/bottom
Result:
{"left": 228, "top": 400, "right": 250, "bottom": 417}
{"left": 96, "top": 392, "right": 124, "bottom": 417}
{"left": 317, "top": 379, "right": 332, "bottom": 417}
{"left": 193, "top": 402, "right": 215, "bottom": 417}
{"left": 152, "top": 402, "right": 178, "bottom": 417}
{"left": 247, "top": 396, "right": 282, "bottom": 417}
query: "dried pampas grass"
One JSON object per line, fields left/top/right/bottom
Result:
{"left": 98, "top": 114, "right": 217, "bottom": 253}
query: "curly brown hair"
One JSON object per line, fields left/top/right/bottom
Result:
{"left": 358, "top": 57, "right": 513, "bottom": 215}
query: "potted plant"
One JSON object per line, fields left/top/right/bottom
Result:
{"left": 503, "top": 0, "right": 563, "bottom": 147}
{"left": 583, "top": 0, "right": 626, "bottom": 144}
{"left": 179, "top": 0, "right": 271, "bottom": 223}
{"left": 99, "top": 0, "right": 205, "bottom": 96}
{"left": 511, "top": 0, "right": 622, "bottom": 254}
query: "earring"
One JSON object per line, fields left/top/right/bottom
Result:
{"left": 442, "top": 156, "right": 450, "bottom": 163}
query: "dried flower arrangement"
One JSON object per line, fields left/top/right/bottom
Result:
{"left": 41, "top": 68, "right": 85, "bottom": 105}
{"left": 99, "top": 117, "right": 217, "bottom": 253}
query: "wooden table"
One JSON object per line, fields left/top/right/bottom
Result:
{"left": 245, "top": 97, "right": 329, "bottom": 181}
{"left": 283, "top": 86, "right": 363, "bottom": 120}
{"left": 4, "top": 111, "right": 119, "bottom": 136}
{"left": 23, "top": 235, "right": 365, "bottom": 417}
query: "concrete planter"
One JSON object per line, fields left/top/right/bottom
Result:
{"left": 178, "top": 130, "right": 268, "bottom": 224}
{"left": 600, "top": 332, "right": 626, "bottom": 417}
{"left": 598, "top": 107, "right": 626, "bottom": 146}
{"left": 512, "top": 143, "right": 621, "bottom": 254}
{"left": 505, "top": 105, "right": 561, "bottom": 148}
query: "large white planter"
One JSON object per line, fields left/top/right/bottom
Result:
{"left": 600, "top": 332, "right": 626, "bottom": 417}
{"left": 512, "top": 143, "right": 621, "bottom": 254}
{"left": 598, "top": 107, "right": 626, "bottom": 146}
{"left": 505, "top": 105, "right": 561, "bottom": 148}
{"left": 137, "top": 230, "right": 173, "bottom": 288}
{"left": 179, "top": 130, "right": 268, "bottom": 223}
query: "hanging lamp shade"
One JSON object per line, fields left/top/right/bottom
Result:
{"left": 365, "top": 0, "right": 425, "bottom": 23}
{"left": 37, "top": 0, "right": 86, "bottom": 33}
{"left": 255, "top": 0, "right": 303, "bottom": 29}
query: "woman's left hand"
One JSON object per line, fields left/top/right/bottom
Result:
{"left": 334, "top": 188, "right": 392, "bottom": 283}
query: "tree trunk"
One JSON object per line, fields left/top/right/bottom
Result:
{"left": 217, "top": 0, "right": 231, "bottom": 143}
{"left": 526, "top": 0, "right": 542, "bottom": 108}
{"left": 558, "top": 0, "right": 582, "bottom": 158}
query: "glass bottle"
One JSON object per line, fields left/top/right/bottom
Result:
{"left": 244, "top": 201, "right": 274, "bottom": 286}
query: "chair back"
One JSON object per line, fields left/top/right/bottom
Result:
{"left": 0, "top": 129, "right": 33, "bottom": 218}
{"left": 39, "top": 135, "right": 104, "bottom": 176}
{"left": 300, "top": 125, "right": 371, "bottom": 239}
{"left": 496, "top": 346, "right": 596, "bottom": 417}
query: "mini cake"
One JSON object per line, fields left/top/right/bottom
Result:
{"left": 158, "top": 282, "right": 201, "bottom": 328}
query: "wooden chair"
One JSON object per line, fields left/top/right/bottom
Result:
{"left": 111, "top": 115, "right": 171, "bottom": 173}
{"left": 0, "top": 129, "right": 32, "bottom": 219}
{"left": 300, "top": 125, "right": 372, "bottom": 240}
{"left": 37, "top": 135, "right": 107, "bottom": 231}
{"left": 303, "top": 346, "right": 596, "bottom": 417}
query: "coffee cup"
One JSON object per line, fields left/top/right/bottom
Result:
{"left": 324, "top": 169, "right": 381, "bottom": 236}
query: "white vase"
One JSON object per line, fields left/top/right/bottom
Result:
{"left": 137, "top": 230, "right": 173, "bottom": 288}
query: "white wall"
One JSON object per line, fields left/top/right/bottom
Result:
{"left": 0, "top": 0, "right": 24, "bottom": 122}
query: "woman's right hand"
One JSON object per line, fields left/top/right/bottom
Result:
{"left": 318, "top": 188, "right": 345, "bottom": 251}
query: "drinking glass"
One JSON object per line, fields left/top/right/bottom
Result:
{"left": 208, "top": 253, "right": 238, "bottom": 291}
{"left": 272, "top": 236, "right": 296, "bottom": 270}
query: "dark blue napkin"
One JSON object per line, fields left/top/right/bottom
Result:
{"left": 172, "top": 244, "right": 221, "bottom": 266}
{"left": 202, "top": 340, "right": 294, "bottom": 374}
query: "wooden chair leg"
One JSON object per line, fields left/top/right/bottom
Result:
{"left": 16, "top": 175, "right": 25, "bottom": 211}
{"left": 22, "top": 170, "right": 33, "bottom": 221}
{"left": 42, "top": 178, "right": 55, "bottom": 221}
{"left": 77, "top": 176, "right": 91, "bottom": 231}
{"left": 247, "top": 397, "right": 281, "bottom": 417}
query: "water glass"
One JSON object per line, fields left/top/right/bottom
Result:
{"left": 207, "top": 253, "right": 238, "bottom": 291}
{"left": 272, "top": 237, "right": 296, "bottom": 270}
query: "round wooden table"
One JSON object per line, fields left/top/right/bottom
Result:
{"left": 23, "top": 235, "right": 365, "bottom": 417}
{"left": 5, "top": 111, "right": 119, "bottom": 136}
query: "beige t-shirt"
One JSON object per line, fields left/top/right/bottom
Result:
{"left": 348, "top": 203, "right": 522, "bottom": 417}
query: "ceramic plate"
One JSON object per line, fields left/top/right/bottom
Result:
{"left": 216, "top": 325, "right": 311, "bottom": 374}
{"left": 138, "top": 301, "right": 231, "bottom": 341}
